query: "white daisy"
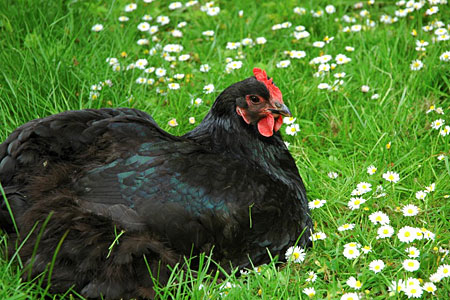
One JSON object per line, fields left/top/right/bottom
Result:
{"left": 124, "top": 3, "right": 137, "bottom": 12}
{"left": 369, "top": 259, "right": 385, "bottom": 273}
{"left": 200, "top": 64, "right": 211, "bottom": 72}
{"left": 351, "top": 24, "right": 362, "bottom": 32}
{"left": 388, "top": 279, "right": 405, "bottom": 293}
{"left": 429, "top": 272, "right": 443, "bottom": 283}
{"left": 367, "top": 165, "right": 377, "bottom": 175}
{"left": 168, "top": 2, "right": 182, "bottom": 10}
{"left": 327, "top": 171, "right": 338, "bottom": 179}
{"left": 285, "top": 124, "right": 300, "bottom": 136}
{"left": 397, "top": 226, "right": 417, "bottom": 243}
{"left": 293, "top": 31, "right": 310, "bottom": 40}
{"left": 348, "top": 197, "right": 366, "bottom": 210}
{"left": 203, "top": 84, "right": 215, "bottom": 94}
{"left": 137, "top": 39, "right": 149, "bottom": 46}
{"left": 424, "top": 183, "right": 435, "bottom": 193}
{"left": 402, "top": 204, "right": 419, "bottom": 217}
{"left": 440, "top": 126, "right": 450, "bottom": 136}
{"left": 135, "top": 77, "right": 147, "bottom": 84}
{"left": 335, "top": 54, "right": 352, "bottom": 64}
{"left": 308, "top": 199, "right": 326, "bottom": 210}
{"left": 155, "top": 68, "right": 167, "bottom": 77}
{"left": 167, "top": 83, "right": 180, "bottom": 90}
{"left": 226, "top": 61, "right": 243, "bottom": 70}
{"left": 404, "top": 284, "right": 423, "bottom": 298}
{"left": 403, "top": 259, "right": 420, "bottom": 272}
{"left": 377, "top": 225, "right": 394, "bottom": 239}
{"left": 325, "top": 5, "right": 336, "bottom": 14}
{"left": 344, "top": 242, "right": 361, "bottom": 249}
{"left": 410, "top": 59, "right": 424, "bottom": 71}
{"left": 276, "top": 60, "right": 291, "bottom": 68}
{"left": 423, "top": 282, "right": 437, "bottom": 294}
{"left": 168, "top": 118, "right": 178, "bottom": 127}
{"left": 137, "top": 22, "right": 150, "bottom": 32}
{"left": 309, "top": 232, "right": 327, "bottom": 241}
{"left": 361, "top": 245, "right": 372, "bottom": 254}
{"left": 202, "top": 30, "right": 214, "bottom": 37}
{"left": 290, "top": 50, "right": 306, "bottom": 59}
{"left": 226, "top": 42, "right": 241, "bottom": 50}
{"left": 318, "top": 83, "right": 331, "bottom": 90}
{"left": 178, "top": 54, "right": 190, "bottom": 61}
{"left": 440, "top": 51, "right": 450, "bottom": 61}
{"left": 346, "top": 276, "right": 362, "bottom": 290}
{"left": 415, "top": 190, "right": 427, "bottom": 200}
{"left": 431, "top": 119, "right": 445, "bottom": 130}
{"left": 343, "top": 247, "right": 360, "bottom": 259}
{"left": 285, "top": 246, "right": 306, "bottom": 263}
{"left": 283, "top": 117, "right": 296, "bottom": 125}
{"left": 369, "top": 211, "right": 390, "bottom": 225}
{"left": 305, "top": 271, "right": 317, "bottom": 282}
{"left": 356, "top": 182, "right": 372, "bottom": 194}
{"left": 341, "top": 292, "right": 359, "bottom": 300}
{"left": 191, "top": 98, "right": 202, "bottom": 107}
{"left": 156, "top": 15, "right": 170, "bottom": 25}
{"left": 312, "top": 41, "right": 325, "bottom": 48}
{"left": 382, "top": 171, "right": 400, "bottom": 183}
{"left": 91, "top": 24, "right": 104, "bottom": 32}
{"left": 405, "top": 246, "right": 420, "bottom": 258}
{"left": 303, "top": 287, "right": 316, "bottom": 297}
{"left": 255, "top": 37, "right": 267, "bottom": 44}
{"left": 437, "top": 264, "right": 450, "bottom": 278}
{"left": 135, "top": 59, "right": 148, "bottom": 69}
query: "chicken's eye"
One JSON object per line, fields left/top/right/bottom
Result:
{"left": 249, "top": 95, "right": 260, "bottom": 104}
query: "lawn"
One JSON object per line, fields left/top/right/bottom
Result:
{"left": 0, "top": 0, "right": 449, "bottom": 299}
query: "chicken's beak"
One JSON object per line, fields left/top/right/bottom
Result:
{"left": 269, "top": 102, "right": 292, "bottom": 117}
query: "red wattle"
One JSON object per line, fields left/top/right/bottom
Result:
{"left": 257, "top": 114, "right": 275, "bottom": 137}
{"left": 274, "top": 116, "right": 283, "bottom": 132}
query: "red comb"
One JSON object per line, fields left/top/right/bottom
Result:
{"left": 253, "top": 68, "right": 283, "bottom": 103}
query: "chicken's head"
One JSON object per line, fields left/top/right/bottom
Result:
{"left": 235, "top": 68, "right": 291, "bottom": 137}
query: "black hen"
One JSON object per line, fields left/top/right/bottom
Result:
{"left": 0, "top": 68, "right": 312, "bottom": 299}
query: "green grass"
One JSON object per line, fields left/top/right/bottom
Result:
{"left": 1, "top": 0, "right": 449, "bottom": 299}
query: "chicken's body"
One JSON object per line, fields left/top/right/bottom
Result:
{"left": 0, "top": 69, "right": 312, "bottom": 299}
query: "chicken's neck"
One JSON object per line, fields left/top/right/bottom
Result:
{"left": 184, "top": 110, "right": 290, "bottom": 173}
